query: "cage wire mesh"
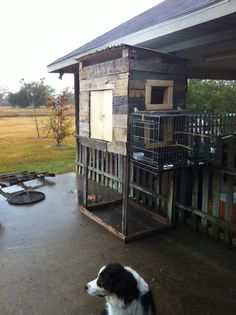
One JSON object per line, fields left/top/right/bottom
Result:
{"left": 130, "top": 111, "right": 236, "bottom": 172}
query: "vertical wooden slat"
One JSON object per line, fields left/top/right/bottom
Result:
{"left": 191, "top": 169, "right": 199, "bottom": 230}
{"left": 101, "top": 151, "right": 105, "bottom": 185}
{"left": 224, "top": 137, "right": 235, "bottom": 243}
{"left": 167, "top": 171, "right": 174, "bottom": 224}
{"left": 178, "top": 169, "right": 187, "bottom": 224}
{"left": 92, "top": 148, "right": 96, "bottom": 181}
{"left": 161, "top": 173, "right": 168, "bottom": 215}
{"left": 147, "top": 171, "right": 153, "bottom": 208}
{"left": 121, "top": 154, "right": 130, "bottom": 237}
{"left": 109, "top": 153, "right": 113, "bottom": 188}
{"left": 83, "top": 146, "right": 89, "bottom": 208}
{"left": 135, "top": 167, "right": 140, "bottom": 202}
{"left": 105, "top": 152, "right": 109, "bottom": 187}
{"left": 129, "top": 162, "right": 134, "bottom": 198}
{"left": 118, "top": 155, "right": 122, "bottom": 193}
{"left": 114, "top": 154, "right": 118, "bottom": 190}
{"left": 201, "top": 167, "right": 209, "bottom": 233}
{"left": 155, "top": 174, "right": 160, "bottom": 212}
{"left": 96, "top": 149, "right": 100, "bottom": 183}
{"left": 88, "top": 147, "right": 92, "bottom": 179}
{"left": 212, "top": 137, "right": 223, "bottom": 239}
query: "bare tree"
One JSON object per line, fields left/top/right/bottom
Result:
{"left": 46, "top": 89, "right": 72, "bottom": 146}
{"left": 0, "top": 86, "right": 9, "bottom": 105}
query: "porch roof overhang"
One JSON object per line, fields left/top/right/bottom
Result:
{"left": 47, "top": 0, "right": 236, "bottom": 80}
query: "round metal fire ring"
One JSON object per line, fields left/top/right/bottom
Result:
{"left": 7, "top": 191, "right": 45, "bottom": 205}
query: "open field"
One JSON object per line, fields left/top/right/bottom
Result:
{"left": 0, "top": 105, "right": 75, "bottom": 117}
{"left": 0, "top": 110, "right": 76, "bottom": 174}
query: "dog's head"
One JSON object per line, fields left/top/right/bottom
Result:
{"left": 85, "top": 263, "right": 138, "bottom": 304}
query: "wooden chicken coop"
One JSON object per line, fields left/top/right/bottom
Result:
{"left": 76, "top": 44, "right": 189, "bottom": 242}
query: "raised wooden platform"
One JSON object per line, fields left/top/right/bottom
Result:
{"left": 77, "top": 176, "right": 172, "bottom": 242}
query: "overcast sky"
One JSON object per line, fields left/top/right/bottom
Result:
{"left": 0, "top": 0, "right": 163, "bottom": 93}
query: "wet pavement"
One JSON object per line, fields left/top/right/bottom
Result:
{"left": 0, "top": 173, "right": 236, "bottom": 315}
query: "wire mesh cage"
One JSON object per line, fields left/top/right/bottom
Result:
{"left": 130, "top": 111, "right": 236, "bottom": 172}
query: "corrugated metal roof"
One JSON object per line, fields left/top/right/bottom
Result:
{"left": 48, "top": 0, "right": 224, "bottom": 67}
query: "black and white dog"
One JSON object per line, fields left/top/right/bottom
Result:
{"left": 85, "top": 263, "right": 156, "bottom": 315}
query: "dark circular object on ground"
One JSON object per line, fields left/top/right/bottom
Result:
{"left": 7, "top": 191, "right": 45, "bottom": 205}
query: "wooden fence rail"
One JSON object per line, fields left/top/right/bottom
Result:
{"left": 76, "top": 135, "right": 236, "bottom": 245}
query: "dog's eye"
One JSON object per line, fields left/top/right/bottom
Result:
{"left": 97, "top": 277, "right": 104, "bottom": 287}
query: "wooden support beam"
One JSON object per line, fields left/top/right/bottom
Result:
{"left": 167, "top": 171, "right": 174, "bottom": 224}
{"left": 83, "top": 146, "right": 89, "bottom": 208}
{"left": 224, "top": 137, "right": 235, "bottom": 244}
{"left": 212, "top": 137, "right": 223, "bottom": 239}
{"left": 121, "top": 153, "right": 129, "bottom": 236}
{"left": 201, "top": 167, "right": 209, "bottom": 233}
{"left": 191, "top": 169, "right": 199, "bottom": 230}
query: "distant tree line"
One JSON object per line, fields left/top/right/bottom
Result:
{"left": 0, "top": 79, "right": 75, "bottom": 107}
{"left": 186, "top": 80, "right": 236, "bottom": 114}
{"left": 1, "top": 79, "right": 235, "bottom": 113}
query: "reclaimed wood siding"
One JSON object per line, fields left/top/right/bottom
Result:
{"left": 79, "top": 57, "right": 129, "bottom": 155}
{"left": 174, "top": 136, "right": 236, "bottom": 245}
{"left": 129, "top": 56, "right": 187, "bottom": 111}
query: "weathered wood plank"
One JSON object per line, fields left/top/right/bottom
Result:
{"left": 212, "top": 137, "right": 223, "bottom": 238}
{"left": 107, "top": 141, "right": 126, "bottom": 156}
{"left": 79, "top": 122, "right": 89, "bottom": 137}
{"left": 80, "top": 73, "right": 129, "bottom": 91}
{"left": 130, "top": 58, "right": 187, "bottom": 74}
{"left": 82, "top": 147, "right": 89, "bottom": 208}
{"left": 129, "top": 80, "right": 145, "bottom": 90}
{"left": 113, "top": 79, "right": 128, "bottom": 97}
{"left": 113, "top": 127, "right": 127, "bottom": 142}
{"left": 80, "top": 57, "right": 129, "bottom": 80}
{"left": 167, "top": 171, "right": 174, "bottom": 224}
{"left": 129, "top": 90, "right": 145, "bottom": 98}
{"left": 174, "top": 201, "right": 236, "bottom": 231}
{"left": 225, "top": 137, "right": 235, "bottom": 243}
{"left": 78, "top": 136, "right": 107, "bottom": 152}
{"left": 201, "top": 168, "right": 209, "bottom": 233}
{"left": 113, "top": 114, "right": 128, "bottom": 128}
{"left": 80, "top": 206, "right": 126, "bottom": 241}
{"left": 121, "top": 154, "right": 129, "bottom": 236}
{"left": 191, "top": 169, "right": 199, "bottom": 230}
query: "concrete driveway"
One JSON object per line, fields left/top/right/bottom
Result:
{"left": 0, "top": 173, "right": 235, "bottom": 315}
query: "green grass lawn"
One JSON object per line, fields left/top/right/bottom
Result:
{"left": 0, "top": 116, "right": 76, "bottom": 174}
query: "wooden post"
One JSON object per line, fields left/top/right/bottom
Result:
{"left": 155, "top": 174, "right": 160, "bottom": 212}
{"left": 118, "top": 155, "right": 122, "bottom": 193}
{"left": 83, "top": 146, "right": 89, "bottom": 208}
{"left": 167, "top": 171, "right": 174, "bottom": 224}
{"left": 121, "top": 149, "right": 130, "bottom": 238}
{"left": 191, "top": 169, "right": 199, "bottom": 230}
{"left": 224, "top": 137, "right": 235, "bottom": 244}
{"left": 178, "top": 169, "right": 187, "bottom": 225}
{"left": 201, "top": 167, "right": 209, "bottom": 233}
{"left": 212, "top": 137, "right": 223, "bottom": 239}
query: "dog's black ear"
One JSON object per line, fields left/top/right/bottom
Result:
{"left": 106, "top": 263, "right": 124, "bottom": 275}
{"left": 108, "top": 268, "right": 138, "bottom": 305}
{"left": 123, "top": 273, "right": 138, "bottom": 305}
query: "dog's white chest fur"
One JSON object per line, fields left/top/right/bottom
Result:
{"left": 106, "top": 295, "right": 144, "bottom": 315}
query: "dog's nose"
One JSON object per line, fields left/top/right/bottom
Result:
{"left": 85, "top": 284, "right": 89, "bottom": 290}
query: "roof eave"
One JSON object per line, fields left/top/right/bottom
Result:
{"left": 48, "top": 0, "right": 235, "bottom": 73}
